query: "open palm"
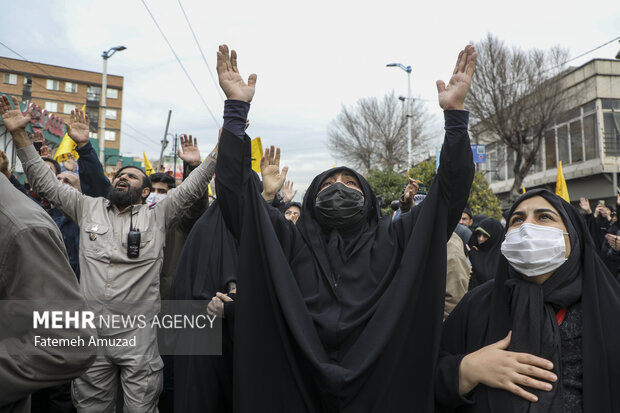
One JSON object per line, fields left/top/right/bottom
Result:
{"left": 260, "top": 145, "right": 288, "bottom": 198}
{"left": 217, "top": 44, "right": 257, "bottom": 103}
{"left": 0, "top": 95, "right": 30, "bottom": 132}
{"left": 437, "top": 45, "right": 477, "bottom": 110}
{"left": 177, "top": 134, "right": 201, "bottom": 166}
{"left": 68, "top": 108, "right": 90, "bottom": 147}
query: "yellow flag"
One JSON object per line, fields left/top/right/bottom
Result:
{"left": 555, "top": 161, "right": 570, "bottom": 202}
{"left": 522, "top": 187, "right": 526, "bottom": 194}
{"left": 251, "top": 137, "right": 263, "bottom": 174}
{"left": 54, "top": 104, "right": 86, "bottom": 163}
{"left": 143, "top": 152, "right": 154, "bottom": 176}
{"left": 53, "top": 134, "right": 80, "bottom": 163}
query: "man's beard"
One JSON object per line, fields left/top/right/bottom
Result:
{"left": 106, "top": 185, "right": 143, "bottom": 209}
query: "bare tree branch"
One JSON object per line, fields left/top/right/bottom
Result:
{"left": 328, "top": 91, "right": 433, "bottom": 172}
{"left": 467, "top": 33, "right": 569, "bottom": 201}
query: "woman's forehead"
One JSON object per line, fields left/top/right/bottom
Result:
{"left": 512, "top": 196, "right": 556, "bottom": 213}
{"left": 321, "top": 170, "right": 359, "bottom": 183}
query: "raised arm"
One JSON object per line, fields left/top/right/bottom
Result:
{"left": 155, "top": 133, "right": 217, "bottom": 227}
{"left": 69, "top": 107, "right": 111, "bottom": 197}
{"left": 394, "top": 46, "right": 477, "bottom": 241}
{"left": 1, "top": 96, "right": 85, "bottom": 223}
{"left": 214, "top": 44, "right": 257, "bottom": 238}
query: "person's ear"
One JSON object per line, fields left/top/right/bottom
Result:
{"left": 141, "top": 187, "right": 151, "bottom": 201}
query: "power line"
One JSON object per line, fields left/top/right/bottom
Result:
{"left": 141, "top": 0, "right": 220, "bottom": 127}
{"left": 177, "top": 0, "right": 225, "bottom": 102}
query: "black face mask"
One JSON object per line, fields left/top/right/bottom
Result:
{"left": 314, "top": 182, "right": 365, "bottom": 229}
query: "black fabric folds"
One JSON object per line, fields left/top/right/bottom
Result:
{"left": 468, "top": 218, "right": 504, "bottom": 290}
{"left": 216, "top": 107, "right": 474, "bottom": 412}
{"left": 436, "top": 189, "right": 620, "bottom": 413}
{"left": 170, "top": 200, "right": 238, "bottom": 412}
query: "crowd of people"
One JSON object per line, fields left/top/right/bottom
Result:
{"left": 1, "top": 42, "right": 620, "bottom": 413}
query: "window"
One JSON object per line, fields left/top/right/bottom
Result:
{"left": 604, "top": 112, "right": 620, "bottom": 156}
{"left": 569, "top": 120, "right": 583, "bottom": 163}
{"left": 583, "top": 101, "right": 596, "bottom": 114}
{"left": 545, "top": 129, "right": 557, "bottom": 170}
{"left": 602, "top": 99, "right": 620, "bottom": 111}
{"left": 506, "top": 148, "right": 516, "bottom": 179}
{"left": 89, "top": 131, "right": 98, "bottom": 140}
{"left": 557, "top": 125, "right": 569, "bottom": 165}
{"left": 62, "top": 104, "right": 74, "bottom": 114}
{"left": 106, "top": 88, "right": 119, "bottom": 99}
{"left": 65, "top": 82, "right": 77, "bottom": 93}
{"left": 87, "top": 86, "right": 101, "bottom": 101}
{"left": 105, "top": 109, "right": 117, "bottom": 120}
{"left": 45, "top": 102, "right": 58, "bottom": 112}
{"left": 3, "top": 73, "right": 17, "bottom": 85}
{"left": 104, "top": 130, "right": 116, "bottom": 141}
{"left": 487, "top": 149, "right": 497, "bottom": 183}
{"left": 496, "top": 145, "right": 506, "bottom": 181}
{"left": 46, "top": 79, "right": 59, "bottom": 90}
{"left": 583, "top": 114, "right": 598, "bottom": 160}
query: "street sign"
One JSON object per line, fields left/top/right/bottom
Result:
{"left": 471, "top": 144, "right": 486, "bottom": 163}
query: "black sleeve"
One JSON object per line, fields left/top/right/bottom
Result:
{"left": 434, "top": 292, "right": 483, "bottom": 412}
{"left": 214, "top": 100, "right": 252, "bottom": 239}
{"left": 394, "top": 110, "right": 474, "bottom": 244}
{"left": 76, "top": 142, "right": 111, "bottom": 198}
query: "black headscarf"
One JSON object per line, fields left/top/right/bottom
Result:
{"left": 437, "top": 189, "right": 620, "bottom": 412}
{"left": 472, "top": 213, "right": 488, "bottom": 229}
{"left": 468, "top": 218, "right": 504, "bottom": 290}
{"left": 215, "top": 117, "right": 474, "bottom": 412}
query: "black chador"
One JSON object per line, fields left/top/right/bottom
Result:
{"left": 214, "top": 100, "right": 474, "bottom": 413}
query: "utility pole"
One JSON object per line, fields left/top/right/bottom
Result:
{"left": 158, "top": 110, "right": 172, "bottom": 171}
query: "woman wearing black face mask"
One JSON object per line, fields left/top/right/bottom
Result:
{"left": 435, "top": 189, "right": 620, "bottom": 413}
{"left": 213, "top": 44, "right": 476, "bottom": 412}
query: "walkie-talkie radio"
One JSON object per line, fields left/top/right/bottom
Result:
{"left": 127, "top": 206, "right": 140, "bottom": 259}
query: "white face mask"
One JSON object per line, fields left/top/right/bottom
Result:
{"left": 501, "top": 223, "right": 569, "bottom": 277}
{"left": 146, "top": 193, "right": 166, "bottom": 205}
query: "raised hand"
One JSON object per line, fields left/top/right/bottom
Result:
{"left": 216, "top": 44, "right": 257, "bottom": 103}
{"left": 260, "top": 145, "right": 288, "bottom": 201}
{"left": 177, "top": 134, "right": 201, "bottom": 166}
{"left": 39, "top": 144, "right": 53, "bottom": 158}
{"left": 33, "top": 129, "right": 45, "bottom": 145}
{"left": 0, "top": 95, "right": 30, "bottom": 132}
{"left": 402, "top": 178, "right": 420, "bottom": 205}
{"left": 0, "top": 150, "right": 10, "bottom": 179}
{"left": 282, "top": 180, "right": 297, "bottom": 203}
{"left": 579, "top": 197, "right": 592, "bottom": 214}
{"left": 437, "top": 45, "right": 477, "bottom": 110}
{"left": 68, "top": 107, "right": 90, "bottom": 148}
{"left": 605, "top": 233, "right": 620, "bottom": 251}
{"left": 458, "top": 332, "right": 557, "bottom": 402}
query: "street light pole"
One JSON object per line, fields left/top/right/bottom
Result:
{"left": 387, "top": 62, "right": 413, "bottom": 168}
{"left": 99, "top": 46, "right": 126, "bottom": 165}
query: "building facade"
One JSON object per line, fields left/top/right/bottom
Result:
{"left": 0, "top": 56, "right": 124, "bottom": 170}
{"left": 475, "top": 59, "right": 620, "bottom": 208}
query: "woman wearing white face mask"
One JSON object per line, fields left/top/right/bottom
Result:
{"left": 435, "top": 189, "right": 620, "bottom": 413}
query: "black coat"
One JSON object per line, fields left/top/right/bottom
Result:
{"left": 216, "top": 106, "right": 474, "bottom": 412}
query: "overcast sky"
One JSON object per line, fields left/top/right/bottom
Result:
{"left": 1, "top": 0, "right": 618, "bottom": 200}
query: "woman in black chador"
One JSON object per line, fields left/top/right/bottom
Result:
{"left": 436, "top": 189, "right": 620, "bottom": 413}
{"left": 468, "top": 217, "right": 504, "bottom": 290}
{"left": 213, "top": 44, "right": 476, "bottom": 412}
